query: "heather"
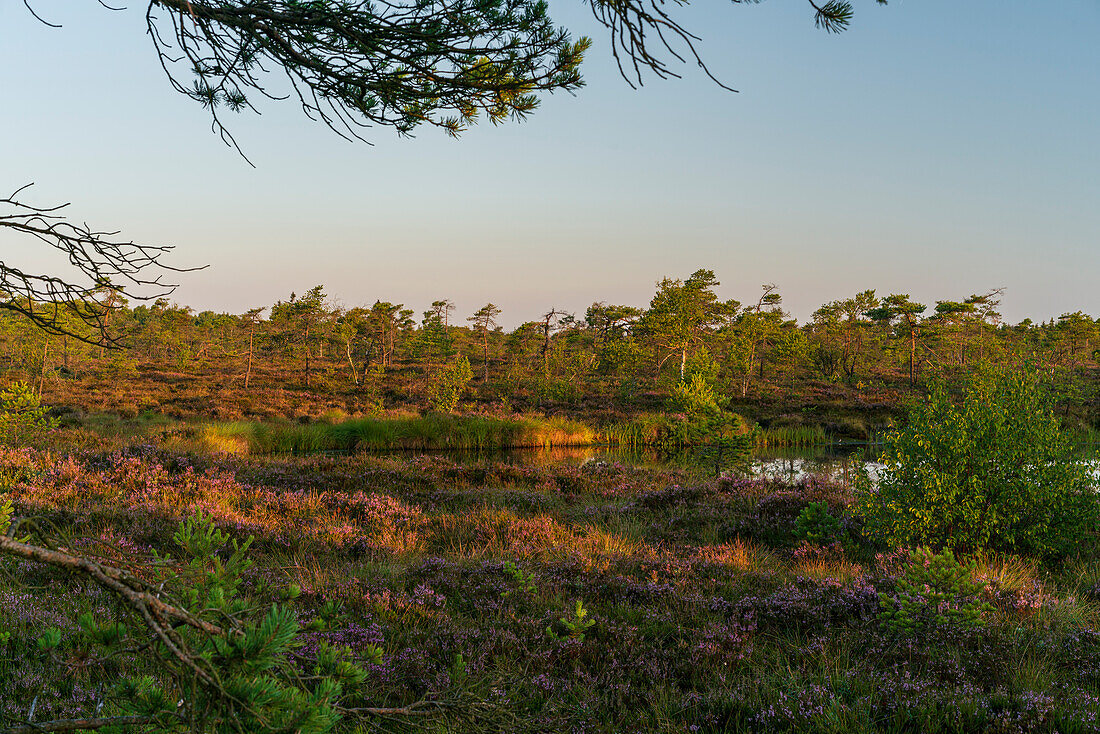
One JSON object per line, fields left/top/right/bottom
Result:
{"left": 5, "top": 442, "right": 1100, "bottom": 732}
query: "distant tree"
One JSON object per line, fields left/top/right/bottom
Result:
{"left": 467, "top": 303, "right": 503, "bottom": 382}
{"left": 430, "top": 299, "right": 456, "bottom": 328}
{"left": 585, "top": 302, "right": 642, "bottom": 349}
{"left": 867, "top": 294, "right": 926, "bottom": 388}
{"left": 966, "top": 289, "right": 1005, "bottom": 362}
{"left": 335, "top": 307, "right": 369, "bottom": 386}
{"left": 362, "top": 301, "right": 399, "bottom": 368}
{"left": 417, "top": 307, "right": 456, "bottom": 374}
{"left": 270, "top": 285, "right": 328, "bottom": 388}
{"left": 585, "top": 302, "right": 645, "bottom": 392}
{"left": 538, "top": 308, "right": 570, "bottom": 376}
{"left": 930, "top": 289, "right": 1003, "bottom": 368}
{"left": 730, "top": 284, "right": 784, "bottom": 397}
{"left": 638, "top": 269, "right": 737, "bottom": 381}
{"left": 1049, "top": 312, "right": 1099, "bottom": 370}
{"left": 810, "top": 290, "right": 879, "bottom": 384}
{"left": 240, "top": 307, "right": 264, "bottom": 389}
{"left": 427, "top": 356, "right": 474, "bottom": 413}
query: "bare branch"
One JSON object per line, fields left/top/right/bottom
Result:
{"left": 0, "top": 184, "right": 200, "bottom": 347}
{"left": 0, "top": 532, "right": 229, "bottom": 685}
{"left": 4, "top": 715, "right": 163, "bottom": 734}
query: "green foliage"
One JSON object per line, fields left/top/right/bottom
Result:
{"left": 172, "top": 511, "right": 254, "bottom": 611}
{"left": 794, "top": 502, "right": 841, "bottom": 545}
{"left": 501, "top": 560, "right": 537, "bottom": 598}
{"left": 77, "top": 612, "right": 127, "bottom": 649}
{"left": 427, "top": 356, "right": 474, "bottom": 413}
{"left": 35, "top": 627, "right": 62, "bottom": 652}
{"left": 530, "top": 375, "right": 583, "bottom": 406}
{"left": 22, "top": 513, "right": 370, "bottom": 733}
{"left": 109, "top": 514, "right": 361, "bottom": 731}
{"left": 0, "top": 381, "right": 56, "bottom": 446}
{"left": 683, "top": 347, "right": 721, "bottom": 386}
{"left": 0, "top": 494, "right": 11, "bottom": 536}
{"left": 669, "top": 372, "right": 726, "bottom": 416}
{"left": 856, "top": 367, "right": 1099, "bottom": 558}
{"left": 878, "top": 547, "right": 994, "bottom": 635}
{"left": 546, "top": 599, "right": 596, "bottom": 643}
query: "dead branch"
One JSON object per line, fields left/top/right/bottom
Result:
{"left": 0, "top": 533, "right": 228, "bottom": 684}
{"left": 4, "top": 714, "right": 164, "bottom": 734}
{"left": 0, "top": 183, "right": 197, "bottom": 348}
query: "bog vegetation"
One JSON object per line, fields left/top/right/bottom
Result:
{"left": 3, "top": 273, "right": 1097, "bottom": 447}
{"left": 1, "top": 277, "right": 1100, "bottom": 732}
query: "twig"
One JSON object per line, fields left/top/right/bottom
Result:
{"left": 4, "top": 714, "right": 160, "bottom": 733}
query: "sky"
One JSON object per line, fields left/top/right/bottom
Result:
{"left": 1, "top": 1, "right": 1098, "bottom": 327}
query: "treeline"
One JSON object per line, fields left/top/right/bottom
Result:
{"left": 2, "top": 270, "right": 1097, "bottom": 424}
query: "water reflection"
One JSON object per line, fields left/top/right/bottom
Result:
{"left": 376, "top": 442, "right": 883, "bottom": 481}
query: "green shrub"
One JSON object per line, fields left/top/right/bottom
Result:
{"left": 546, "top": 599, "right": 596, "bottom": 642}
{"left": 878, "top": 547, "right": 993, "bottom": 634}
{"left": 426, "top": 356, "right": 474, "bottom": 413}
{"left": 793, "top": 502, "right": 841, "bottom": 545}
{"left": 856, "top": 367, "right": 1099, "bottom": 558}
{"left": 669, "top": 373, "right": 726, "bottom": 416}
{"left": 0, "top": 381, "right": 55, "bottom": 446}
{"left": 5, "top": 513, "right": 369, "bottom": 732}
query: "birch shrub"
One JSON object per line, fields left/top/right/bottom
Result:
{"left": 856, "top": 367, "right": 1098, "bottom": 559}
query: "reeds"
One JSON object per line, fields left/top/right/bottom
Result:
{"left": 599, "top": 414, "right": 668, "bottom": 447}
{"left": 754, "top": 425, "right": 829, "bottom": 448}
{"left": 201, "top": 414, "right": 599, "bottom": 455}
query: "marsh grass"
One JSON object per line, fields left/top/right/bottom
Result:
{"left": 201, "top": 414, "right": 599, "bottom": 454}
{"left": 970, "top": 551, "right": 1039, "bottom": 593}
{"left": 694, "top": 539, "right": 780, "bottom": 575}
{"left": 600, "top": 414, "right": 668, "bottom": 447}
{"left": 755, "top": 425, "right": 829, "bottom": 448}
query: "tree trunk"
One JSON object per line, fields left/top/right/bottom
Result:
{"left": 741, "top": 340, "right": 757, "bottom": 398}
{"left": 483, "top": 334, "right": 490, "bottom": 382}
{"left": 908, "top": 327, "right": 916, "bottom": 389}
{"left": 346, "top": 340, "right": 359, "bottom": 386}
{"left": 38, "top": 336, "right": 49, "bottom": 399}
{"left": 304, "top": 324, "right": 311, "bottom": 388}
{"left": 245, "top": 327, "right": 254, "bottom": 389}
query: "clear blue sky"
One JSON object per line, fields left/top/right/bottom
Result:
{"left": 2, "top": 1, "right": 1098, "bottom": 326}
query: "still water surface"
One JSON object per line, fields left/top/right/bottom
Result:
{"left": 373, "top": 443, "right": 879, "bottom": 482}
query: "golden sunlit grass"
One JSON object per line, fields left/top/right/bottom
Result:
{"left": 425, "top": 508, "right": 644, "bottom": 563}
{"left": 791, "top": 554, "right": 864, "bottom": 585}
{"left": 970, "top": 551, "right": 1039, "bottom": 594}
{"left": 197, "top": 414, "right": 600, "bottom": 454}
{"left": 694, "top": 539, "right": 779, "bottom": 574}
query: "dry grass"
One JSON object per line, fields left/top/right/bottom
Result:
{"left": 694, "top": 538, "right": 779, "bottom": 574}
{"left": 970, "top": 551, "right": 1039, "bottom": 593}
{"left": 791, "top": 554, "right": 864, "bottom": 585}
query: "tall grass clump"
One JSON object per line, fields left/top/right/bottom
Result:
{"left": 755, "top": 425, "right": 828, "bottom": 448}
{"left": 600, "top": 414, "right": 668, "bottom": 447}
{"left": 202, "top": 414, "right": 598, "bottom": 454}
